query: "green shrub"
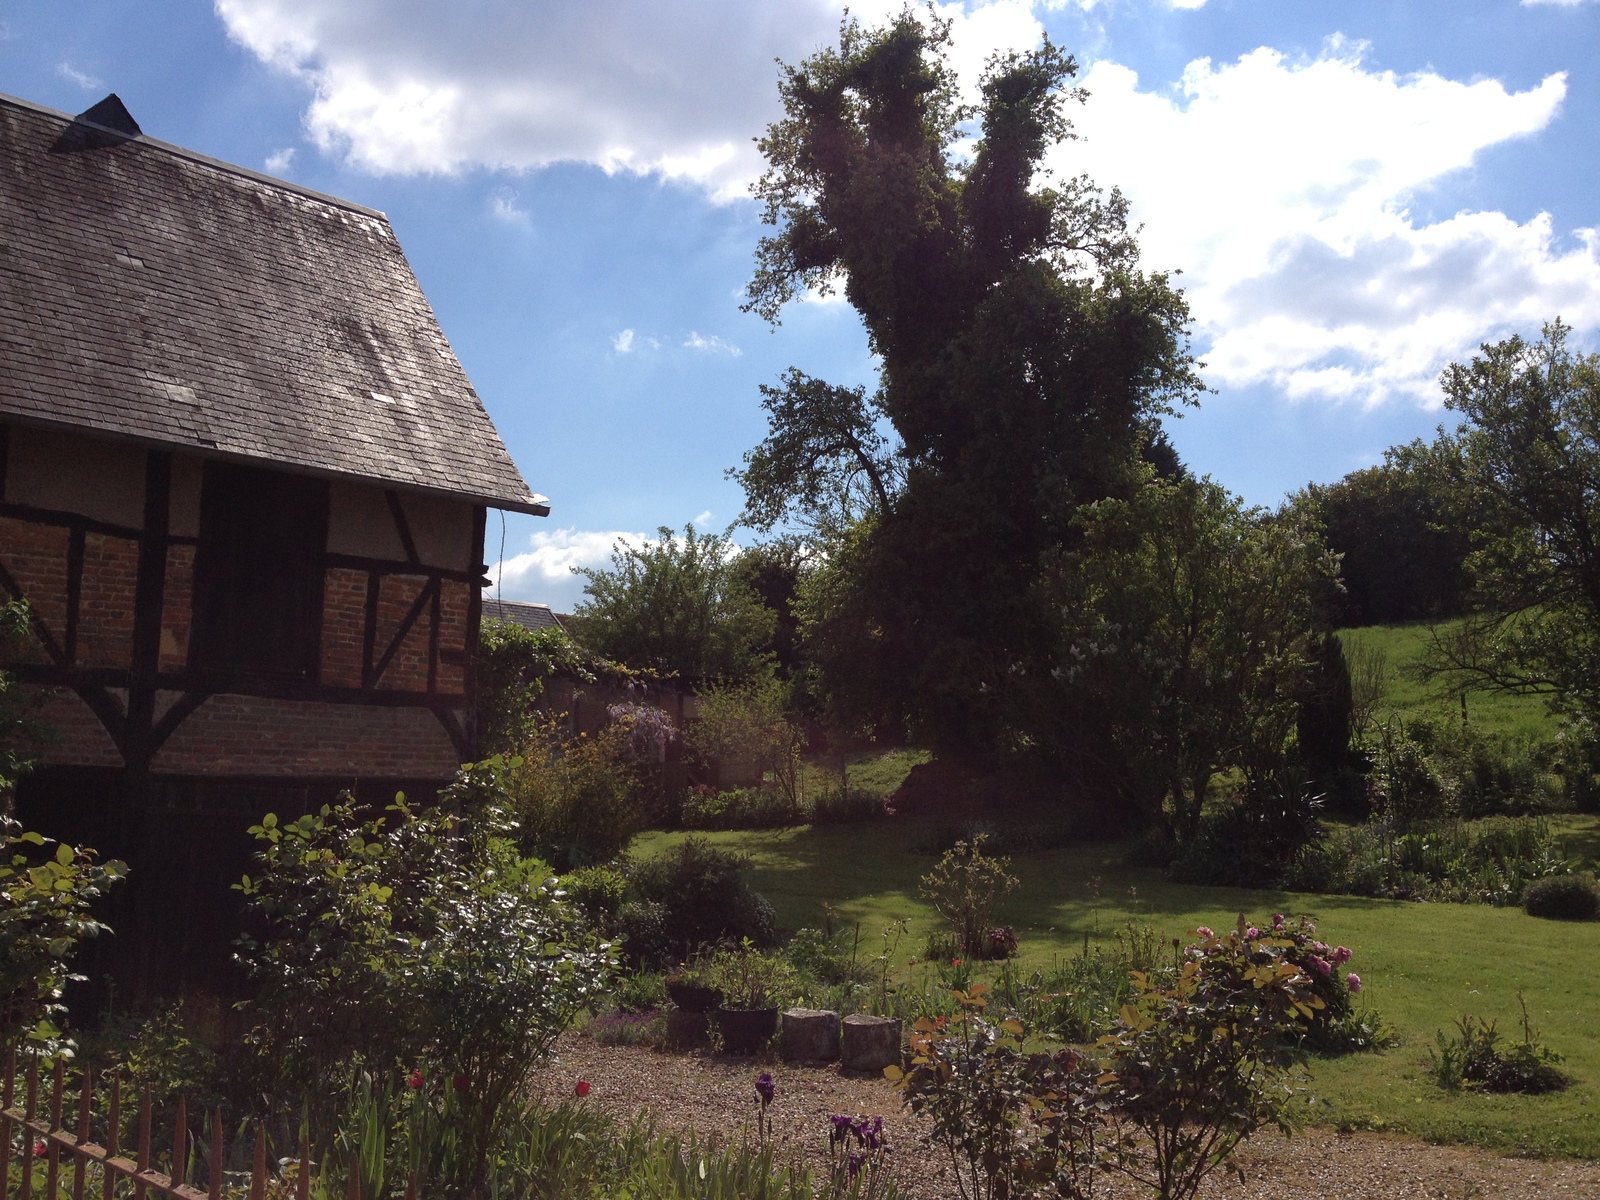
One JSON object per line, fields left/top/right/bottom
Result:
{"left": 561, "top": 864, "right": 628, "bottom": 926}
{"left": 1430, "top": 998, "right": 1570, "bottom": 1094}
{"left": 1522, "top": 875, "right": 1600, "bottom": 920}
{"left": 680, "top": 785, "right": 795, "bottom": 830}
{"left": 236, "top": 766, "right": 614, "bottom": 1195}
{"left": 1167, "top": 782, "right": 1323, "bottom": 889}
{"left": 918, "top": 836, "right": 1018, "bottom": 960}
{"left": 0, "top": 819, "right": 127, "bottom": 1052}
{"left": 627, "top": 836, "right": 778, "bottom": 961}
{"left": 1288, "top": 815, "right": 1575, "bottom": 905}
{"left": 507, "top": 720, "right": 657, "bottom": 870}
{"left": 811, "top": 783, "right": 889, "bottom": 824}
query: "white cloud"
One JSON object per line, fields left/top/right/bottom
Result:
{"left": 488, "top": 184, "right": 528, "bottom": 224}
{"left": 1064, "top": 43, "right": 1600, "bottom": 405}
{"left": 491, "top": 527, "right": 648, "bottom": 598}
{"left": 694, "top": 509, "right": 714, "bottom": 525}
{"left": 684, "top": 331, "right": 741, "bottom": 357}
{"left": 214, "top": 0, "right": 1042, "bottom": 198}
{"left": 56, "top": 62, "right": 102, "bottom": 90}
{"left": 264, "top": 147, "right": 295, "bottom": 173}
{"left": 612, "top": 329, "right": 636, "bottom": 354}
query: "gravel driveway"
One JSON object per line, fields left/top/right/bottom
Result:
{"left": 532, "top": 1034, "right": 1600, "bottom": 1199}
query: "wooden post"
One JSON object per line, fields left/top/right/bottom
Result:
{"left": 22, "top": 1054, "right": 39, "bottom": 1200}
{"left": 247, "top": 1123, "right": 265, "bottom": 1200}
{"left": 46, "top": 1059, "right": 63, "bottom": 1200}
{"left": 295, "top": 1137, "right": 309, "bottom": 1200}
{"left": 133, "top": 1085, "right": 150, "bottom": 1200}
{"left": 169, "top": 1098, "right": 186, "bottom": 1191}
{"left": 1, "top": 1048, "right": 16, "bottom": 1200}
{"left": 345, "top": 1150, "right": 361, "bottom": 1200}
{"left": 103, "top": 1073, "right": 120, "bottom": 1200}
{"left": 208, "top": 1111, "right": 222, "bottom": 1200}
{"left": 73, "top": 1068, "right": 91, "bottom": 1200}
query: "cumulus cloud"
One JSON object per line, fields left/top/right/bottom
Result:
{"left": 214, "top": 0, "right": 1042, "bottom": 197}
{"left": 491, "top": 527, "right": 648, "bottom": 598}
{"left": 1064, "top": 43, "right": 1600, "bottom": 405}
{"left": 264, "top": 147, "right": 295, "bottom": 173}
{"left": 56, "top": 62, "right": 102, "bottom": 90}
{"left": 612, "top": 329, "right": 636, "bottom": 354}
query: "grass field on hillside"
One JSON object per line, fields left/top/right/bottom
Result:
{"left": 633, "top": 816, "right": 1600, "bottom": 1157}
{"left": 1339, "top": 622, "right": 1557, "bottom": 740}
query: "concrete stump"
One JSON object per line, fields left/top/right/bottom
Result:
{"left": 666, "top": 1008, "right": 710, "bottom": 1048}
{"left": 841, "top": 1014, "right": 902, "bottom": 1072}
{"left": 780, "top": 1008, "right": 840, "bottom": 1062}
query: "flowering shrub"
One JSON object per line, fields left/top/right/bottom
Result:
{"left": 983, "top": 926, "right": 1018, "bottom": 960}
{"left": 827, "top": 1114, "right": 889, "bottom": 1192}
{"left": 918, "top": 836, "right": 1019, "bottom": 960}
{"left": 506, "top": 718, "right": 656, "bottom": 869}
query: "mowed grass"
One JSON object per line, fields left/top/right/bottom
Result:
{"left": 1339, "top": 621, "right": 1557, "bottom": 740}
{"left": 633, "top": 816, "right": 1600, "bottom": 1158}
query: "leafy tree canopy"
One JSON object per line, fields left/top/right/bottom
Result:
{"left": 744, "top": 13, "right": 1202, "bottom": 758}
{"left": 569, "top": 525, "right": 776, "bottom": 682}
{"left": 1424, "top": 322, "right": 1600, "bottom": 719}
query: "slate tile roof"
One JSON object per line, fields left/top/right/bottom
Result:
{"left": 0, "top": 92, "right": 548, "bottom": 515}
{"left": 481, "top": 598, "right": 566, "bottom": 632}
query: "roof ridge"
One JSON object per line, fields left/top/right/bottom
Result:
{"left": 0, "top": 90, "right": 387, "bottom": 221}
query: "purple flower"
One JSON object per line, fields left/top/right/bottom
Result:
{"left": 1306, "top": 954, "right": 1332, "bottom": 977}
{"left": 1245, "top": 926, "right": 1261, "bottom": 940}
{"left": 755, "top": 1072, "right": 776, "bottom": 1106}
{"left": 1332, "top": 946, "right": 1353, "bottom": 966}
{"left": 1271, "top": 913, "right": 1286, "bottom": 930}
{"left": 1194, "top": 926, "right": 1214, "bottom": 939}
{"left": 1347, "top": 972, "right": 1362, "bottom": 994}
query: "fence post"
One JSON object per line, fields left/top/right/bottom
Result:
{"left": 247, "top": 1123, "right": 265, "bottom": 1200}
{"left": 46, "top": 1059, "right": 63, "bottom": 1200}
{"left": 296, "top": 1137, "right": 309, "bottom": 1200}
{"left": 134, "top": 1085, "right": 150, "bottom": 1200}
{"left": 169, "top": 1098, "right": 186, "bottom": 1192}
{"left": 23, "top": 1054, "right": 39, "bottom": 1200}
{"left": 207, "top": 1111, "right": 222, "bottom": 1200}
{"left": 73, "top": 1069, "right": 91, "bottom": 1200}
{"left": 345, "top": 1150, "right": 361, "bottom": 1200}
{"left": 103, "top": 1073, "right": 120, "bottom": 1200}
{"left": 1, "top": 1048, "right": 16, "bottom": 1200}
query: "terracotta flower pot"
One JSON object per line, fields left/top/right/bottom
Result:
{"left": 715, "top": 1006, "right": 779, "bottom": 1054}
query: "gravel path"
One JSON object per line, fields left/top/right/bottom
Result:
{"left": 532, "top": 1033, "right": 1600, "bottom": 1199}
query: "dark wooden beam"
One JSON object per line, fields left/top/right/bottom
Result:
{"left": 384, "top": 490, "right": 421, "bottom": 564}
{"left": 369, "top": 576, "right": 435, "bottom": 688}
{"left": 464, "top": 504, "right": 487, "bottom": 759}
{"left": 123, "top": 451, "right": 172, "bottom": 772}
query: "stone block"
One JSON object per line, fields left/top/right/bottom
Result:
{"left": 841, "top": 1013, "right": 902, "bottom": 1072}
{"left": 780, "top": 1008, "right": 840, "bottom": 1062}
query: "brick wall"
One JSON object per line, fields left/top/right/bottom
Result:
{"left": 152, "top": 694, "right": 461, "bottom": 778}
{"left": 320, "top": 566, "right": 366, "bottom": 687}
{"left": 76, "top": 532, "right": 139, "bottom": 667}
{"left": 18, "top": 685, "right": 124, "bottom": 767}
{"left": 373, "top": 573, "right": 431, "bottom": 691}
{"left": 437, "top": 578, "right": 470, "bottom": 693}
{"left": 0, "top": 516, "right": 69, "bottom": 660}
{"left": 159, "top": 544, "right": 194, "bottom": 671}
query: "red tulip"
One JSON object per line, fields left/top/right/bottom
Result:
{"left": 576, "top": 1079, "right": 592, "bottom": 1098}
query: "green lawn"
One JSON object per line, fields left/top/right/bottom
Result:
{"left": 1339, "top": 622, "right": 1557, "bottom": 740}
{"left": 633, "top": 816, "right": 1600, "bottom": 1158}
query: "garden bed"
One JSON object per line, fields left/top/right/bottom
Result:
{"left": 534, "top": 1033, "right": 1600, "bottom": 1198}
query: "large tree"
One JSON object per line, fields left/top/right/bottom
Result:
{"left": 744, "top": 14, "right": 1201, "bottom": 759}
{"left": 1423, "top": 322, "right": 1600, "bottom": 719}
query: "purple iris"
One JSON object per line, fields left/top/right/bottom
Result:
{"left": 756, "top": 1072, "right": 776, "bottom": 1106}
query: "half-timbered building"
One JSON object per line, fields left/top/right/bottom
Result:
{"left": 0, "top": 92, "right": 548, "bottom": 997}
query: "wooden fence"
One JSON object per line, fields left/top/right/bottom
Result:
{"left": 0, "top": 1050, "right": 400, "bottom": 1200}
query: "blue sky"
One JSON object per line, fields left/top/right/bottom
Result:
{"left": 4, "top": 0, "right": 1598, "bottom": 609}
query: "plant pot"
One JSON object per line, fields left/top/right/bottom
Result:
{"left": 666, "top": 980, "right": 724, "bottom": 1013}
{"left": 715, "top": 1006, "right": 779, "bottom": 1055}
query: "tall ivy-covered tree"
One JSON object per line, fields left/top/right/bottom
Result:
{"left": 745, "top": 14, "right": 1201, "bottom": 758}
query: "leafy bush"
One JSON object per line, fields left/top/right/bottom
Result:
{"left": 627, "top": 836, "right": 778, "bottom": 961}
{"left": 1522, "top": 874, "right": 1600, "bottom": 920}
{"left": 919, "top": 837, "right": 1018, "bottom": 960}
{"left": 1288, "top": 815, "right": 1575, "bottom": 905}
{"left": 0, "top": 819, "right": 126, "bottom": 1052}
{"left": 686, "top": 678, "right": 806, "bottom": 817}
{"left": 477, "top": 620, "right": 599, "bottom": 756}
{"left": 681, "top": 784, "right": 796, "bottom": 831}
{"left": 811, "top": 783, "right": 889, "bottom": 824}
{"left": 235, "top": 766, "right": 614, "bottom": 1195}
{"left": 704, "top": 941, "right": 800, "bottom": 1009}
{"left": 1430, "top": 997, "right": 1570, "bottom": 1094}
{"left": 1167, "top": 782, "right": 1323, "bottom": 888}
{"left": 560, "top": 863, "right": 627, "bottom": 929}
{"left": 506, "top": 718, "right": 657, "bottom": 870}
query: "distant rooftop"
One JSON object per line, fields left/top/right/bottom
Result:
{"left": 0, "top": 91, "right": 549, "bottom": 515}
{"left": 481, "top": 598, "right": 566, "bottom": 632}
